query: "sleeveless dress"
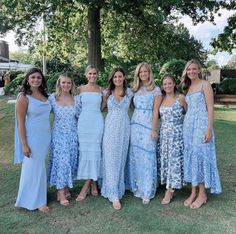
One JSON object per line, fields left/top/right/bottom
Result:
{"left": 158, "top": 98, "right": 184, "bottom": 189}
{"left": 183, "top": 83, "right": 222, "bottom": 194}
{"left": 48, "top": 94, "right": 80, "bottom": 189}
{"left": 77, "top": 92, "right": 104, "bottom": 180}
{"left": 14, "top": 95, "right": 51, "bottom": 210}
{"left": 126, "top": 86, "right": 162, "bottom": 200}
{"left": 101, "top": 88, "right": 133, "bottom": 202}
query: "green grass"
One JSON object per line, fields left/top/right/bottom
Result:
{"left": 0, "top": 96, "right": 236, "bottom": 234}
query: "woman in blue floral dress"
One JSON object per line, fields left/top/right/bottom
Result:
{"left": 101, "top": 67, "right": 133, "bottom": 210}
{"left": 126, "top": 62, "right": 162, "bottom": 204}
{"left": 158, "top": 75, "right": 187, "bottom": 205}
{"left": 182, "top": 59, "right": 222, "bottom": 209}
{"left": 48, "top": 75, "right": 79, "bottom": 206}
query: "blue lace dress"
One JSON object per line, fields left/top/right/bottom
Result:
{"left": 48, "top": 94, "right": 80, "bottom": 189}
{"left": 77, "top": 92, "right": 104, "bottom": 180}
{"left": 126, "top": 86, "right": 162, "bottom": 200}
{"left": 183, "top": 83, "right": 222, "bottom": 194}
{"left": 158, "top": 98, "right": 184, "bottom": 189}
{"left": 101, "top": 88, "right": 133, "bottom": 202}
{"left": 14, "top": 95, "right": 51, "bottom": 210}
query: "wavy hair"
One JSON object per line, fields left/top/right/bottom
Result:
{"left": 181, "top": 59, "right": 203, "bottom": 94}
{"left": 106, "top": 67, "right": 127, "bottom": 97}
{"left": 132, "top": 62, "right": 155, "bottom": 92}
{"left": 55, "top": 74, "right": 75, "bottom": 99}
{"left": 21, "top": 67, "right": 48, "bottom": 97}
{"left": 161, "top": 74, "right": 178, "bottom": 96}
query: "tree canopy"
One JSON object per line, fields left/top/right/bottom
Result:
{"left": 1, "top": 0, "right": 234, "bottom": 70}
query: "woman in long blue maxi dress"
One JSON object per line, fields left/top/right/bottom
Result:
{"left": 126, "top": 62, "right": 162, "bottom": 204}
{"left": 182, "top": 59, "right": 221, "bottom": 209}
{"left": 76, "top": 65, "right": 104, "bottom": 201}
{"left": 158, "top": 75, "right": 187, "bottom": 205}
{"left": 101, "top": 68, "right": 133, "bottom": 210}
{"left": 14, "top": 68, "right": 51, "bottom": 212}
{"left": 48, "top": 75, "right": 80, "bottom": 206}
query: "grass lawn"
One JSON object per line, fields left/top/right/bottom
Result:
{"left": 0, "top": 96, "right": 236, "bottom": 234}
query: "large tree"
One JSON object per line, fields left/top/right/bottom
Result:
{"left": 0, "top": 0, "right": 233, "bottom": 70}
{"left": 212, "top": 12, "right": 236, "bottom": 53}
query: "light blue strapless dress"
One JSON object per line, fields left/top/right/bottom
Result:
{"left": 77, "top": 92, "right": 104, "bottom": 180}
{"left": 14, "top": 95, "right": 51, "bottom": 210}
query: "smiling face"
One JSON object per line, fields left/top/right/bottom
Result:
{"left": 86, "top": 68, "right": 97, "bottom": 84}
{"left": 139, "top": 65, "right": 150, "bottom": 84}
{"left": 59, "top": 76, "right": 72, "bottom": 93}
{"left": 113, "top": 71, "right": 125, "bottom": 87}
{"left": 27, "top": 72, "right": 43, "bottom": 88}
{"left": 162, "top": 77, "right": 176, "bottom": 95}
{"left": 187, "top": 63, "right": 201, "bottom": 81}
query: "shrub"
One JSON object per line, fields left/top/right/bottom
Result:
{"left": 218, "top": 78, "right": 236, "bottom": 94}
{"left": 159, "top": 59, "right": 186, "bottom": 84}
{"left": 4, "top": 73, "right": 25, "bottom": 95}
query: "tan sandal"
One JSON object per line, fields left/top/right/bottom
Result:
{"left": 161, "top": 189, "right": 175, "bottom": 205}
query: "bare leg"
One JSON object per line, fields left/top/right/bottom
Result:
{"left": 184, "top": 186, "right": 197, "bottom": 207}
{"left": 91, "top": 180, "right": 98, "bottom": 196}
{"left": 190, "top": 183, "right": 207, "bottom": 209}
{"left": 57, "top": 187, "right": 69, "bottom": 206}
{"left": 76, "top": 180, "right": 91, "bottom": 201}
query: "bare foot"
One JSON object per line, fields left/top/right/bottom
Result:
{"left": 38, "top": 205, "right": 49, "bottom": 213}
{"left": 112, "top": 200, "right": 121, "bottom": 210}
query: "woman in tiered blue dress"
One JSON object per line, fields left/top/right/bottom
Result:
{"left": 182, "top": 59, "right": 222, "bottom": 209}
{"left": 126, "top": 62, "right": 162, "bottom": 204}
{"left": 101, "top": 67, "right": 133, "bottom": 210}
{"left": 14, "top": 68, "right": 51, "bottom": 212}
{"left": 76, "top": 65, "right": 104, "bottom": 201}
{"left": 158, "top": 74, "right": 187, "bottom": 205}
{"left": 48, "top": 75, "right": 80, "bottom": 206}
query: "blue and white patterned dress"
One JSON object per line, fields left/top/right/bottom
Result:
{"left": 183, "top": 83, "right": 222, "bottom": 194}
{"left": 14, "top": 94, "right": 51, "bottom": 210}
{"left": 48, "top": 94, "right": 79, "bottom": 189}
{"left": 77, "top": 92, "right": 104, "bottom": 180}
{"left": 126, "top": 86, "right": 162, "bottom": 200}
{"left": 158, "top": 97, "right": 184, "bottom": 189}
{"left": 101, "top": 88, "right": 133, "bottom": 202}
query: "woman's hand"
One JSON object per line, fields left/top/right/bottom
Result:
{"left": 22, "top": 144, "right": 31, "bottom": 158}
{"left": 204, "top": 129, "right": 212, "bottom": 143}
{"left": 151, "top": 130, "right": 158, "bottom": 140}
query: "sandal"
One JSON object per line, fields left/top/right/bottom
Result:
{"left": 161, "top": 189, "right": 174, "bottom": 205}
{"left": 190, "top": 196, "right": 207, "bottom": 209}
{"left": 57, "top": 190, "right": 69, "bottom": 206}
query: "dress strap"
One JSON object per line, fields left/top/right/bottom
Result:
{"left": 200, "top": 81, "right": 204, "bottom": 92}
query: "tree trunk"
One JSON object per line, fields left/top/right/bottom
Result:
{"left": 88, "top": 7, "right": 101, "bottom": 70}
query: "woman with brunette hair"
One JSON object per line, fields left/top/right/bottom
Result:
{"left": 181, "top": 59, "right": 221, "bottom": 209}
{"left": 101, "top": 67, "right": 133, "bottom": 210}
{"left": 158, "top": 74, "right": 187, "bottom": 205}
{"left": 14, "top": 68, "right": 51, "bottom": 212}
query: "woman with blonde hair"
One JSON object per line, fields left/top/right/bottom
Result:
{"left": 126, "top": 62, "right": 162, "bottom": 204}
{"left": 182, "top": 59, "right": 221, "bottom": 209}
{"left": 48, "top": 74, "right": 80, "bottom": 206}
{"left": 76, "top": 65, "right": 104, "bottom": 201}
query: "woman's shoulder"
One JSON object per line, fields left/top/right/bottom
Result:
{"left": 153, "top": 85, "right": 162, "bottom": 96}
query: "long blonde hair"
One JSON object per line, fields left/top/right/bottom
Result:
{"left": 132, "top": 62, "right": 155, "bottom": 92}
{"left": 181, "top": 59, "right": 203, "bottom": 93}
{"left": 55, "top": 74, "right": 75, "bottom": 99}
